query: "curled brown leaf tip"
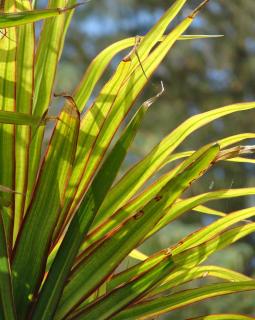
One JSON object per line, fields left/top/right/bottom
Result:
{"left": 189, "top": 0, "right": 210, "bottom": 19}
{"left": 216, "top": 145, "right": 255, "bottom": 161}
{"left": 144, "top": 81, "right": 165, "bottom": 108}
{"left": 58, "top": 1, "right": 91, "bottom": 14}
{"left": 54, "top": 92, "right": 79, "bottom": 117}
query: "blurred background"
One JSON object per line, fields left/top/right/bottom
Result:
{"left": 55, "top": 0, "right": 255, "bottom": 317}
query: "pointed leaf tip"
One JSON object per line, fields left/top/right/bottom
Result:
{"left": 189, "top": 0, "right": 210, "bottom": 18}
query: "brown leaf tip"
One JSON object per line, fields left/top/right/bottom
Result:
{"left": 189, "top": 0, "right": 210, "bottom": 19}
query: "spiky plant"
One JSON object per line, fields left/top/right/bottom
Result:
{"left": 0, "top": 0, "right": 255, "bottom": 319}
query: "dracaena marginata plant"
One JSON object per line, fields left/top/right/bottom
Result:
{"left": 0, "top": 0, "right": 255, "bottom": 319}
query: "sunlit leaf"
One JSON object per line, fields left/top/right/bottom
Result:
{"left": 12, "top": 104, "right": 80, "bottom": 319}
{"left": 0, "top": 3, "right": 82, "bottom": 28}
{"left": 0, "top": 0, "right": 16, "bottom": 244}
{"left": 13, "top": 0, "right": 35, "bottom": 244}
{"left": 95, "top": 103, "right": 255, "bottom": 228}
{"left": 26, "top": 0, "right": 79, "bottom": 212}
{"left": 55, "top": 144, "right": 219, "bottom": 319}
{"left": 190, "top": 314, "right": 255, "bottom": 320}
{"left": 149, "top": 188, "right": 255, "bottom": 238}
{"left": 32, "top": 88, "right": 163, "bottom": 320}
{"left": 0, "top": 213, "right": 16, "bottom": 319}
{"left": 112, "top": 281, "right": 255, "bottom": 320}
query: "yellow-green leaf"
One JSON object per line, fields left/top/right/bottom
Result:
{"left": 95, "top": 103, "right": 255, "bottom": 228}
{"left": 0, "top": 3, "right": 81, "bottom": 28}
{"left": 12, "top": 104, "right": 80, "bottom": 319}
{"left": 0, "top": 0, "right": 17, "bottom": 245}
{"left": 0, "top": 213, "right": 16, "bottom": 319}
{"left": 112, "top": 281, "right": 255, "bottom": 320}
{"left": 14, "top": 0, "right": 35, "bottom": 245}
{"left": 190, "top": 314, "right": 255, "bottom": 320}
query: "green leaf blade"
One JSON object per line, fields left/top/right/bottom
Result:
{"left": 0, "top": 214, "right": 16, "bottom": 320}
{"left": 12, "top": 104, "right": 80, "bottom": 319}
{"left": 0, "top": 0, "right": 17, "bottom": 245}
{"left": 72, "top": 255, "right": 174, "bottom": 320}
{"left": 172, "top": 223, "right": 255, "bottom": 269}
{"left": 32, "top": 98, "right": 149, "bottom": 320}
{"left": 0, "top": 4, "right": 80, "bottom": 28}
{"left": 26, "top": 0, "right": 77, "bottom": 212}
{"left": 60, "top": 10, "right": 194, "bottom": 229}
{"left": 190, "top": 314, "right": 255, "bottom": 320}
{"left": 147, "top": 265, "right": 252, "bottom": 298}
{"left": 13, "top": 0, "right": 35, "bottom": 245}
{"left": 0, "top": 110, "right": 40, "bottom": 126}
{"left": 55, "top": 144, "right": 219, "bottom": 319}
{"left": 96, "top": 102, "right": 255, "bottom": 228}
{"left": 112, "top": 281, "right": 255, "bottom": 320}
{"left": 149, "top": 188, "right": 255, "bottom": 238}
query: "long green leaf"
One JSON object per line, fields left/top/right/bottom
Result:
{"left": 162, "top": 132, "right": 255, "bottom": 168}
{"left": 172, "top": 207, "right": 255, "bottom": 255}
{"left": 172, "top": 223, "right": 255, "bottom": 268}
{"left": 106, "top": 222, "right": 255, "bottom": 314}
{"left": 56, "top": 60, "right": 134, "bottom": 225}
{"left": 156, "top": 224, "right": 255, "bottom": 300}
{"left": 149, "top": 188, "right": 255, "bottom": 238}
{"left": 190, "top": 314, "right": 255, "bottom": 320}
{"left": 25, "top": 0, "right": 77, "bottom": 211}
{"left": 0, "top": 0, "right": 16, "bottom": 245}
{"left": 78, "top": 186, "right": 255, "bottom": 259}
{"left": 69, "top": 34, "right": 217, "bottom": 117}
{"left": 73, "top": 141, "right": 220, "bottom": 259}
{"left": 0, "top": 3, "right": 81, "bottom": 28}
{"left": 112, "top": 281, "right": 255, "bottom": 320}
{"left": 59, "top": 4, "right": 195, "bottom": 228}
{"left": 74, "top": 265, "right": 251, "bottom": 316}
{"left": 0, "top": 213, "right": 16, "bottom": 319}
{"left": 95, "top": 102, "right": 255, "bottom": 228}
{"left": 72, "top": 255, "right": 175, "bottom": 320}
{"left": 12, "top": 104, "right": 80, "bottom": 319}
{"left": 120, "top": 0, "right": 188, "bottom": 78}
{"left": 0, "top": 110, "right": 41, "bottom": 126}
{"left": 13, "top": 0, "right": 35, "bottom": 245}
{"left": 147, "top": 265, "right": 252, "bottom": 298}
{"left": 74, "top": 143, "right": 223, "bottom": 261}
{"left": 72, "top": 0, "right": 187, "bottom": 114}
{"left": 52, "top": 60, "right": 139, "bottom": 240}
{"left": 107, "top": 250, "right": 173, "bottom": 292}
{"left": 46, "top": 96, "right": 153, "bottom": 270}
{"left": 109, "top": 262, "right": 251, "bottom": 296}
{"left": 40, "top": 64, "right": 130, "bottom": 273}
{"left": 71, "top": 262, "right": 254, "bottom": 318}
{"left": 76, "top": 133, "right": 255, "bottom": 256}
{"left": 54, "top": 144, "right": 219, "bottom": 319}
{"left": 32, "top": 92, "right": 158, "bottom": 320}
{"left": 47, "top": 87, "right": 163, "bottom": 270}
